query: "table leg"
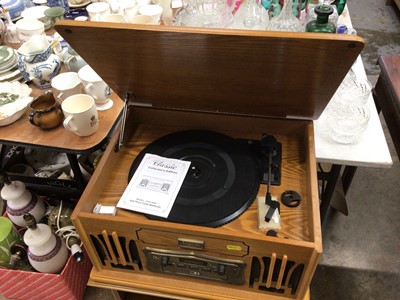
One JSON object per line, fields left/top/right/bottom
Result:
{"left": 66, "top": 153, "right": 86, "bottom": 193}
{"left": 318, "top": 164, "right": 342, "bottom": 225}
{"left": 342, "top": 166, "right": 358, "bottom": 195}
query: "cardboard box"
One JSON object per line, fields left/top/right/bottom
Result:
{"left": 0, "top": 248, "right": 92, "bottom": 300}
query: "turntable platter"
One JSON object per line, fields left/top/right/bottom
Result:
{"left": 128, "top": 130, "right": 261, "bottom": 227}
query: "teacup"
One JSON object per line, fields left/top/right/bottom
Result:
{"left": 0, "top": 217, "right": 24, "bottom": 268}
{"left": 137, "top": 0, "right": 152, "bottom": 7}
{"left": 86, "top": 2, "right": 111, "bottom": 21}
{"left": 78, "top": 65, "right": 113, "bottom": 110}
{"left": 102, "top": 14, "right": 126, "bottom": 23}
{"left": 15, "top": 19, "right": 45, "bottom": 43}
{"left": 69, "top": 0, "right": 85, "bottom": 5}
{"left": 29, "top": 92, "right": 64, "bottom": 129}
{"left": 61, "top": 94, "right": 99, "bottom": 137}
{"left": 118, "top": 0, "right": 139, "bottom": 20}
{"left": 51, "top": 72, "right": 83, "bottom": 102}
{"left": 63, "top": 46, "right": 87, "bottom": 72}
{"left": 44, "top": 7, "right": 65, "bottom": 28}
{"left": 139, "top": 4, "right": 162, "bottom": 24}
{"left": 130, "top": 14, "right": 154, "bottom": 24}
{"left": 20, "top": 5, "right": 51, "bottom": 30}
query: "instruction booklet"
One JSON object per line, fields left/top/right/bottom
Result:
{"left": 117, "top": 154, "right": 191, "bottom": 218}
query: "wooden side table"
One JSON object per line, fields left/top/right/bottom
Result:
{"left": 386, "top": 0, "right": 400, "bottom": 11}
{"left": 374, "top": 56, "right": 400, "bottom": 159}
{"left": 337, "top": 56, "right": 400, "bottom": 209}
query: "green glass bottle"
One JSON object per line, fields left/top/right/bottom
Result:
{"left": 305, "top": 5, "right": 336, "bottom": 33}
{"left": 331, "top": 0, "right": 346, "bottom": 15}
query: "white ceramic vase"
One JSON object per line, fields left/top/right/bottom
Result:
{"left": 0, "top": 172, "right": 45, "bottom": 228}
{"left": 23, "top": 214, "right": 69, "bottom": 274}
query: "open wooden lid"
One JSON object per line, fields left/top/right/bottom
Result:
{"left": 55, "top": 22, "right": 364, "bottom": 120}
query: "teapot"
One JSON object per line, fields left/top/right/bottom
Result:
{"left": 17, "top": 35, "right": 61, "bottom": 89}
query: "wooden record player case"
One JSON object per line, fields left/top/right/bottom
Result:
{"left": 55, "top": 21, "right": 364, "bottom": 300}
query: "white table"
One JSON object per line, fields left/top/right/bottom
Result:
{"left": 313, "top": 7, "right": 393, "bottom": 224}
{"left": 314, "top": 55, "right": 392, "bottom": 168}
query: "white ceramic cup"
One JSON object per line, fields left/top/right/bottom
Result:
{"left": 21, "top": 6, "right": 51, "bottom": 30}
{"left": 137, "top": 0, "right": 152, "bottom": 7}
{"left": 86, "top": 2, "right": 111, "bottom": 21}
{"left": 102, "top": 14, "right": 126, "bottom": 23}
{"left": 61, "top": 94, "right": 99, "bottom": 137}
{"left": 78, "top": 65, "right": 112, "bottom": 109}
{"left": 130, "top": 14, "right": 154, "bottom": 24}
{"left": 15, "top": 19, "right": 45, "bottom": 43}
{"left": 118, "top": 0, "right": 139, "bottom": 19}
{"left": 51, "top": 72, "right": 83, "bottom": 102}
{"left": 139, "top": 4, "right": 163, "bottom": 24}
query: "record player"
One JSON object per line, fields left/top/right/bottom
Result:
{"left": 56, "top": 21, "right": 364, "bottom": 300}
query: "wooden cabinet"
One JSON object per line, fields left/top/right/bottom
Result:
{"left": 55, "top": 21, "right": 364, "bottom": 299}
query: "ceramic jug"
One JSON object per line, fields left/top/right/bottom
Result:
{"left": 17, "top": 35, "right": 61, "bottom": 89}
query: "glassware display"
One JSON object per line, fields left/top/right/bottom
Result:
{"left": 305, "top": 4, "right": 336, "bottom": 33}
{"left": 230, "top": 0, "right": 269, "bottom": 30}
{"left": 267, "top": 0, "right": 301, "bottom": 32}
{"left": 326, "top": 104, "right": 370, "bottom": 144}
{"left": 330, "top": 69, "right": 372, "bottom": 107}
{"left": 268, "top": 0, "right": 281, "bottom": 18}
{"left": 175, "top": 0, "right": 237, "bottom": 28}
{"left": 325, "top": 69, "right": 372, "bottom": 144}
{"left": 305, "top": 1, "right": 338, "bottom": 28}
{"left": 331, "top": 0, "right": 346, "bottom": 15}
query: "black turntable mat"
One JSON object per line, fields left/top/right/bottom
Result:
{"left": 128, "top": 130, "right": 260, "bottom": 227}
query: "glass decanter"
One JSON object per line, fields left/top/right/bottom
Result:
{"left": 267, "top": 0, "right": 301, "bottom": 32}
{"left": 230, "top": 0, "right": 269, "bottom": 30}
{"left": 177, "top": 0, "right": 236, "bottom": 28}
{"left": 305, "top": 4, "right": 336, "bottom": 33}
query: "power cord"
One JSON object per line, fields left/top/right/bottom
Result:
{"left": 54, "top": 200, "right": 84, "bottom": 263}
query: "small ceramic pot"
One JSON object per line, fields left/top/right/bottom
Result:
{"left": 29, "top": 92, "right": 64, "bottom": 130}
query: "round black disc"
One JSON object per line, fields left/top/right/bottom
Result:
{"left": 128, "top": 130, "right": 260, "bottom": 227}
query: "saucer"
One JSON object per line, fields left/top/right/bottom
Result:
{"left": 69, "top": 0, "right": 91, "bottom": 8}
{"left": 0, "top": 55, "right": 17, "bottom": 74}
{"left": 64, "top": 7, "right": 89, "bottom": 20}
{"left": 0, "top": 46, "right": 15, "bottom": 67}
{"left": 96, "top": 99, "right": 113, "bottom": 111}
{"left": 0, "top": 68, "right": 21, "bottom": 82}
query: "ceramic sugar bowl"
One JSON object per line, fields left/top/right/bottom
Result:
{"left": 23, "top": 213, "right": 68, "bottom": 273}
{"left": 17, "top": 35, "right": 61, "bottom": 89}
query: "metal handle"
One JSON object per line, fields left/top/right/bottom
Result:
{"left": 116, "top": 92, "right": 134, "bottom": 152}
